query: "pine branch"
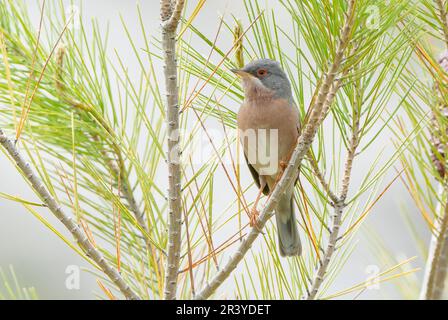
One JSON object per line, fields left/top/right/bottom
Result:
{"left": 55, "top": 45, "right": 150, "bottom": 250}
{"left": 306, "top": 200, "right": 345, "bottom": 300}
{"left": 103, "top": 143, "right": 149, "bottom": 242}
{"left": 308, "top": 153, "right": 339, "bottom": 205}
{"left": 340, "top": 110, "right": 360, "bottom": 202}
{"left": 166, "top": 0, "right": 185, "bottom": 30}
{"left": 161, "top": 0, "right": 185, "bottom": 300}
{"left": 0, "top": 128, "right": 140, "bottom": 300}
{"left": 306, "top": 20, "right": 361, "bottom": 299}
{"left": 194, "top": 0, "right": 357, "bottom": 300}
{"left": 306, "top": 75, "right": 360, "bottom": 300}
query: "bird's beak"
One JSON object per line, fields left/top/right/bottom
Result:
{"left": 230, "top": 69, "right": 253, "bottom": 78}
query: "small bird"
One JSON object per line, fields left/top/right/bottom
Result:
{"left": 232, "top": 59, "right": 302, "bottom": 257}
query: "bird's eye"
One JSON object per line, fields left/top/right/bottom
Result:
{"left": 257, "top": 69, "right": 267, "bottom": 77}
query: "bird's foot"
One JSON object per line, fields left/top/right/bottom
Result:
{"left": 280, "top": 160, "right": 288, "bottom": 172}
{"left": 249, "top": 207, "right": 260, "bottom": 229}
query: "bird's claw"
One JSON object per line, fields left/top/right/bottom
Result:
{"left": 250, "top": 208, "right": 260, "bottom": 229}
{"left": 280, "top": 160, "right": 288, "bottom": 172}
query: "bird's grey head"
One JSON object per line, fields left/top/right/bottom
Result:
{"left": 231, "top": 59, "right": 292, "bottom": 101}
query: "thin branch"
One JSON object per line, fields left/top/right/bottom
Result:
{"left": 308, "top": 153, "right": 339, "bottom": 205}
{"left": 306, "top": 27, "right": 361, "bottom": 301}
{"left": 0, "top": 129, "right": 140, "bottom": 300}
{"left": 182, "top": 197, "right": 195, "bottom": 296}
{"left": 166, "top": 0, "right": 186, "bottom": 30}
{"left": 161, "top": 0, "right": 185, "bottom": 300}
{"left": 160, "top": 0, "right": 174, "bottom": 22}
{"left": 306, "top": 86, "right": 361, "bottom": 300}
{"left": 194, "top": 0, "right": 357, "bottom": 300}
{"left": 319, "top": 78, "right": 343, "bottom": 123}
{"left": 306, "top": 200, "right": 345, "bottom": 300}
{"left": 54, "top": 45, "right": 151, "bottom": 251}
{"left": 340, "top": 103, "right": 360, "bottom": 201}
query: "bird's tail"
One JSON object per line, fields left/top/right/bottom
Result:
{"left": 275, "top": 193, "right": 301, "bottom": 257}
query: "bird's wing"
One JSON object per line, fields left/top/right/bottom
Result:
{"left": 294, "top": 101, "right": 301, "bottom": 134}
{"left": 294, "top": 103, "right": 301, "bottom": 187}
{"left": 244, "top": 153, "right": 270, "bottom": 196}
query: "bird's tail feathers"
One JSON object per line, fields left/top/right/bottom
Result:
{"left": 275, "top": 193, "right": 302, "bottom": 257}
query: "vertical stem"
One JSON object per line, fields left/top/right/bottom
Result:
{"left": 306, "top": 48, "right": 360, "bottom": 300}
{"left": 420, "top": 185, "right": 448, "bottom": 299}
{"left": 307, "top": 201, "right": 344, "bottom": 300}
{"left": 234, "top": 20, "right": 245, "bottom": 242}
{"left": 161, "top": 0, "right": 185, "bottom": 300}
{"left": 306, "top": 111, "right": 359, "bottom": 300}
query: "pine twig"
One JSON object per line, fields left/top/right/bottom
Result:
{"left": 161, "top": 0, "right": 185, "bottom": 300}
{"left": 54, "top": 45, "right": 151, "bottom": 251}
{"left": 166, "top": 0, "right": 186, "bottom": 30}
{"left": 0, "top": 129, "right": 140, "bottom": 300}
{"left": 339, "top": 108, "right": 360, "bottom": 201}
{"left": 308, "top": 153, "right": 339, "bottom": 205}
{"left": 306, "top": 200, "right": 345, "bottom": 300}
{"left": 306, "top": 87, "right": 360, "bottom": 300}
{"left": 306, "top": 9, "right": 359, "bottom": 298}
{"left": 194, "top": 0, "right": 357, "bottom": 300}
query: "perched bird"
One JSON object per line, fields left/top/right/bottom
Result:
{"left": 232, "top": 59, "right": 302, "bottom": 257}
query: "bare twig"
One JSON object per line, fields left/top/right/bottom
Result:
{"left": 306, "top": 200, "right": 345, "bottom": 300}
{"left": 320, "top": 78, "right": 343, "bottom": 123}
{"left": 166, "top": 0, "right": 186, "bottom": 30}
{"left": 308, "top": 153, "right": 339, "bottom": 205}
{"left": 306, "top": 27, "right": 361, "bottom": 300}
{"left": 340, "top": 106, "right": 360, "bottom": 201}
{"left": 194, "top": 0, "right": 357, "bottom": 300}
{"left": 0, "top": 129, "right": 140, "bottom": 300}
{"left": 160, "top": 0, "right": 185, "bottom": 300}
{"left": 306, "top": 89, "right": 360, "bottom": 300}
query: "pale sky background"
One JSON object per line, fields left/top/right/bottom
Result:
{"left": 0, "top": 0, "right": 431, "bottom": 299}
